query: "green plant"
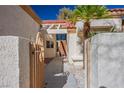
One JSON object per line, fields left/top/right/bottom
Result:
{"left": 88, "top": 31, "right": 97, "bottom": 37}
{"left": 57, "top": 7, "right": 73, "bottom": 20}
{"left": 73, "top": 5, "right": 111, "bottom": 39}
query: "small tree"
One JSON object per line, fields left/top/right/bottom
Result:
{"left": 57, "top": 7, "right": 73, "bottom": 20}
{"left": 74, "top": 5, "right": 110, "bottom": 39}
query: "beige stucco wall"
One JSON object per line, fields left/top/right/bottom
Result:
{"left": 0, "top": 6, "right": 43, "bottom": 87}
{"left": 44, "top": 34, "right": 57, "bottom": 58}
{"left": 19, "top": 37, "right": 30, "bottom": 88}
{"left": 0, "top": 36, "right": 30, "bottom": 88}
{"left": 0, "top": 5, "right": 39, "bottom": 41}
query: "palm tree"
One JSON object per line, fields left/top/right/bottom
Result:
{"left": 72, "top": 5, "right": 111, "bottom": 69}
{"left": 57, "top": 6, "right": 110, "bottom": 67}
{"left": 73, "top": 5, "right": 110, "bottom": 40}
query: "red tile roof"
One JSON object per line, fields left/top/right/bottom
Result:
{"left": 109, "top": 8, "right": 124, "bottom": 12}
{"left": 42, "top": 20, "right": 66, "bottom": 24}
{"left": 109, "top": 8, "right": 124, "bottom": 16}
{"left": 42, "top": 20, "right": 76, "bottom": 29}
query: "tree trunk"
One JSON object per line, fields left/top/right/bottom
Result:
{"left": 82, "top": 21, "right": 90, "bottom": 69}
{"left": 83, "top": 21, "right": 90, "bottom": 41}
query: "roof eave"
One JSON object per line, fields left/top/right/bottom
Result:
{"left": 19, "top": 5, "right": 42, "bottom": 25}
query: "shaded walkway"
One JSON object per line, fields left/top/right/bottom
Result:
{"left": 45, "top": 57, "right": 85, "bottom": 88}
{"left": 45, "top": 57, "right": 67, "bottom": 88}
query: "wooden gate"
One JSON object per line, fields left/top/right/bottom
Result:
{"left": 30, "top": 32, "right": 45, "bottom": 88}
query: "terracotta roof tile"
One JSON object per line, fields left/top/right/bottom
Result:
{"left": 42, "top": 20, "right": 76, "bottom": 29}
{"left": 109, "top": 8, "right": 124, "bottom": 16}
{"left": 42, "top": 20, "right": 66, "bottom": 24}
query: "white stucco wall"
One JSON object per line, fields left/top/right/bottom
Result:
{"left": 0, "top": 36, "right": 30, "bottom": 88}
{"left": 91, "top": 18, "right": 122, "bottom": 32}
{"left": 76, "top": 18, "right": 122, "bottom": 32}
{"left": 67, "top": 33, "right": 83, "bottom": 62}
{"left": 90, "top": 33, "right": 124, "bottom": 88}
{"left": 0, "top": 6, "right": 39, "bottom": 41}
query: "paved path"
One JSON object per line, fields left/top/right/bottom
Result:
{"left": 45, "top": 57, "right": 67, "bottom": 88}
{"left": 45, "top": 57, "right": 85, "bottom": 88}
{"left": 63, "top": 62, "right": 85, "bottom": 88}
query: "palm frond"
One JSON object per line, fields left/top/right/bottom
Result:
{"left": 73, "top": 5, "right": 111, "bottom": 21}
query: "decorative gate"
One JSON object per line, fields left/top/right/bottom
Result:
{"left": 30, "top": 32, "right": 45, "bottom": 88}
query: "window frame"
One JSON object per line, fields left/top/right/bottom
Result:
{"left": 46, "top": 41, "right": 54, "bottom": 48}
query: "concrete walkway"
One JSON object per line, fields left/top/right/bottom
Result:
{"left": 45, "top": 57, "right": 85, "bottom": 88}
{"left": 63, "top": 62, "right": 85, "bottom": 88}
{"left": 45, "top": 57, "right": 67, "bottom": 88}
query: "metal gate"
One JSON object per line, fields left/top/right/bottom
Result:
{"left": 30, "top": 32, "right": 45, "bottom": 88}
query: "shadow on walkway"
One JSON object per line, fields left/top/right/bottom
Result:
{"left": 45, "top": 57, "right": 67, "bottom": 88}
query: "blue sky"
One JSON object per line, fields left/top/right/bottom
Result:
{"left": 31, "top": 5, "right": 124, "bottom": 20}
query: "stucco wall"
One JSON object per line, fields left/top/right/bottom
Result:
{"left": 19, "top": 37, "right": 30, "bottom": 88}
{"left": 76, "top": 18, "right": 122, "bottom": 32}
{"left": 91, "top": 18, "right": 122, "bottom": 32}
{"left": 67, "top": 33, "right": 83, "bottom": 62}
{"left": 0, "top": 6, "right": 39, "bottom": 41}
{"left": 0, "top": 36, "right": 30, "bottom": 88}
{"left": 90, "top": 33, "right": 124, "bottom": 88}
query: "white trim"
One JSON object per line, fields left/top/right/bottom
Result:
{"left": 48, "top": 24, "right": 54, "bottom": 30}
{"left": 57, "top": 24, "right": 61, "bottom": 29}
{"left": 47, "top": 29, "right": 67, "bottom": 34}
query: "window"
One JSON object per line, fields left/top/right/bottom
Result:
{"left": 46, "top": 41, "right": 54, "bottom": 48}
{"left": 56, "top": 34, "right": 67, "bottom": 40}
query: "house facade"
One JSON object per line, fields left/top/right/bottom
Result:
{"left": 0, "top": 5, "right": 42, "bottom": 41}
{"left": 42, "top": 13, "right": 124, "bottom": 63}
{"left": 0, "top": 5, "right": 43, "bottom": 88}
